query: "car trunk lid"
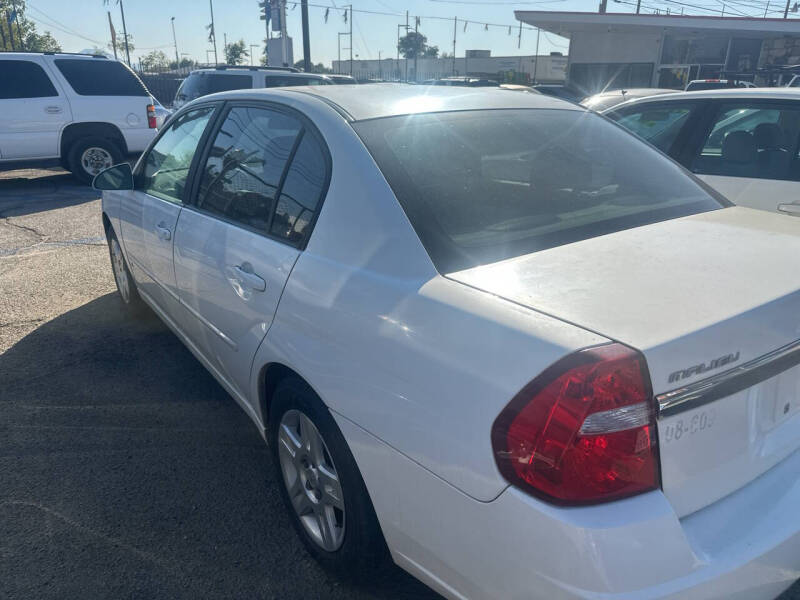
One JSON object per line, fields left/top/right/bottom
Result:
{"left": 449, "top": 206, "right": 800, "bottom": 517}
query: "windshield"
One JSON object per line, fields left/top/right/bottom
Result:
{"left": 354, "top": 109, "right": 725, "bottom": 273}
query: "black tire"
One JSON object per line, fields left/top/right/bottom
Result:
{"left": 67, "top": 137, "right": 123, "bottom": 184}
{"left": 106, "top": 227, "right": 146, "bottom": 315}
{"left": 269, "top": 377, "right": 389, "bottom": 577}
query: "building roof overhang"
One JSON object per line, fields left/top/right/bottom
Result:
{"left": 515, "top": 10, "right": 800, "bottom": 39}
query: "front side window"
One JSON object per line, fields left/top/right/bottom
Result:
{"left": 195, "top": 106, "right": 302, "bottom": 233}
{"left": 54, "top": 59, "right": 149, "bottom": 96}
{"left": 691, "top": 104, "right": 800, "bottom": 180}
{"left": 611, "top": 103, "right": 695, "bottom": 154}
{"left": 0, "top": 60, "right": 58, "bottom": 99}
{"left": 355, "top": 109, "right": 725, "bottom": 273}
{"left": 140, "top": 106, "right": 215, "bottom": 203}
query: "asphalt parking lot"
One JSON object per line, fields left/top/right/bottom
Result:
{"left": 1, "top": 168, "right": 798, "bottom": 600}
{"left": 0, "top": 168, "right": 440, "bottom": 599}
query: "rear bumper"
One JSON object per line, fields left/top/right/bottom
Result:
{"left": 337, "top": 413, "right": 800, "bottom": 600}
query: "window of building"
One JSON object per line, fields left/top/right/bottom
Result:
{"left": 569, "top": 63, "right": 653, "bottom": 95}
{"left": 0, "top": 60, "right": 58, "bottom": 99}
{"left": 54, "top": 59, "right": 149, "bottom": 96}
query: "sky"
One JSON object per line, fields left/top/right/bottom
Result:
{"left": 22, "top": 0, "right": 579, "bottom": 66}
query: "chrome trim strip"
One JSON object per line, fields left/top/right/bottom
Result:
{"left": 657, "top": 338, "right": 800, "bottom": 417}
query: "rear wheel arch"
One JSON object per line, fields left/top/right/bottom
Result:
{"left": 260, "top": 362, "right": 310, "bottom": 427}
{"left": 60, "top": 122, "right": 128, "bottom": 160}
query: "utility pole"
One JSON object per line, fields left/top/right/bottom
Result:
{"left": 764, "top": 0, "right": 770, "bottom": 17}
{"left": 784, "top": 0, "right": 791, "bottom": 18}
{"left": 171, "top": 17, "right": 179, "bottom": 66}
{"left": 119, "top": 0, "right": 131, "bottom": 66}
{"left": 108, "top": 12, "right": 117, "bottom": 60}
{"left": 378, "top": 50, "right": 382, "bottom": 79}
{"left": 599, "top": 0, "right": 608, "bottom": 12}
{"left": 533, "top": 27, "right": 541, "bottom": 84}
{"left": 452, "top": 17, "right": 457, "bottom": 75}
{"left": 517, "top": 20, "right": 522, "bottom": 49}
{"left": 405, "top": 10, "right": 409, "bottom": 81}
{"left": 636, "top": 0, "right": 642, "bottom": 13}
{"left": 413, "top": 16, "right": 418, "bottom": 83}
{"left": 224, "top": 32, "right": 228, "bottom": 57}
{"left": 209, "top": 0, "right": 218, "bottom": 65}
{"left": 280, "top": 0, "right": 289, "bottom": 66}
{"left": 336, "top": 31, "right": 349, "bottom": 73}
{"left": 301, "top": 0, "right": 311, "bottom": 71}
{"left": 348, "top": 5, "right": 353, "bottom": 75}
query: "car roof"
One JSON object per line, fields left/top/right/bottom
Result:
{"left": 190, "top": 68, "right": 321, "bottom": 77}
{"left": 212, "top": 83, "right": 580, "bottom": 121}
{"left": 609, "top": 87, "right": 800, "bottom": 107}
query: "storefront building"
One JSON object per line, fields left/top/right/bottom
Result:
{"left": 515, "top": 11, "right": 800, "bottom": 93}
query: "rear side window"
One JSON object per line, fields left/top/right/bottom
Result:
{"left": 177, "top": 73, "right": 252, "bottom": 102}
{"left": 691, "top": 103, "right": 800, "bottom": 181}
{"left": 355, "top": 109, "right": 724, "bottom": 273}
{"left": 54, "top": 59, "right": 149, "bottom": 96}
{"left": 196, "top": 106, "right": 302, "bottom": 233}
{"left": 0, "top": 60, "right": 58, "bottom": 99}
{"left": 271, "top": 132, "right": 327, "bottom": 243}
{"left": 263, "top": 75, "right": 325, "bottom": 88}
{"left": 611, "top": 102, "right": 695, "bottom": 153}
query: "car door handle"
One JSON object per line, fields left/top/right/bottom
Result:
{"left": 155, "top": 224, "right": 172, "bottom": 240}
{"left": 232, "top": 264, "right": 266, "bottom": 292}
{"left": 778, "top": 203, "right": 800, "bottom": 216}
{"left": 45, "top": 106, "right": 62, "bottom": 114}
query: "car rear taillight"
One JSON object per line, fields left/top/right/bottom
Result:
{"left": 147, "top": 104, "right": 157, "bottom": 129}
{"left": 491, "top": 343, "right": 659, "bottom": 505}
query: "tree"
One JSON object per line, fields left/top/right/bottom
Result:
{"left": 224, "top": 39, "right": 248, "bottom": 65}
{"left": 108, "top": 32, "right": 134, "bottom": 57}
{"left": 140, "top": 50, "right": 169, "bottom": 72}
{"left": 169, "top": 57, "right": 195, "bottom": 70}
{"left": 397, "top": 31, "right": 437, "bottom": 59}
{"left": 293, "top": 60, "right": 332, "bottom": 74}
{"left": 0, "top": 0, "right": 61, "bottom": 52}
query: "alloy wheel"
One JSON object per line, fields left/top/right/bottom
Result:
{"left": 277, "top": 409, "right": 346, "bottom": 552}
{"left": 80, "top": 147, "right": 114, "bottom": 176}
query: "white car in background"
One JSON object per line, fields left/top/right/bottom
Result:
{"left": 0, "top": 52, "right": 158, "bottom": 182}
{"left": 605, "top": 88, "right": 800, "bottom": 215}
{"left": 96, "top": 85, "right": 800, "bottom": 600}
{"left": 173, "top": 66, "right": 333, "bottom": 109}
{"left": 581, "top": 87, "right": 678, "bottom": 111}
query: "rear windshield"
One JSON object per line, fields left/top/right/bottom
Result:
{"left": 354, "top": 109, "right": 725, "bottom": 273}
{"left": 54, "top": 59, "right": 149, "bottom": 96}
{"left": 176, "top": 73, "right": 252, "bottom": 102}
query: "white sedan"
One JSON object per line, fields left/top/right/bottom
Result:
{"left": 95, "top": 84, "right": 800, "bottom": 600}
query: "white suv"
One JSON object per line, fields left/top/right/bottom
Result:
{"left": 172, "top": 66, "right": 333, "bottom": 109}
{"left": 0, "top": 52, "right": 158, "bottom": 182}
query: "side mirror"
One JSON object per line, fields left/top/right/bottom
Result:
{"left": 778, "top": 202, "right": 800, "bottom": 216}
{"left": 92, "top": 163, "right": 134, "bottom": 191}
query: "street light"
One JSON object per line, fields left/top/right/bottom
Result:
{"left": 337, "top": 32, "right": 349, "bottom": 74}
